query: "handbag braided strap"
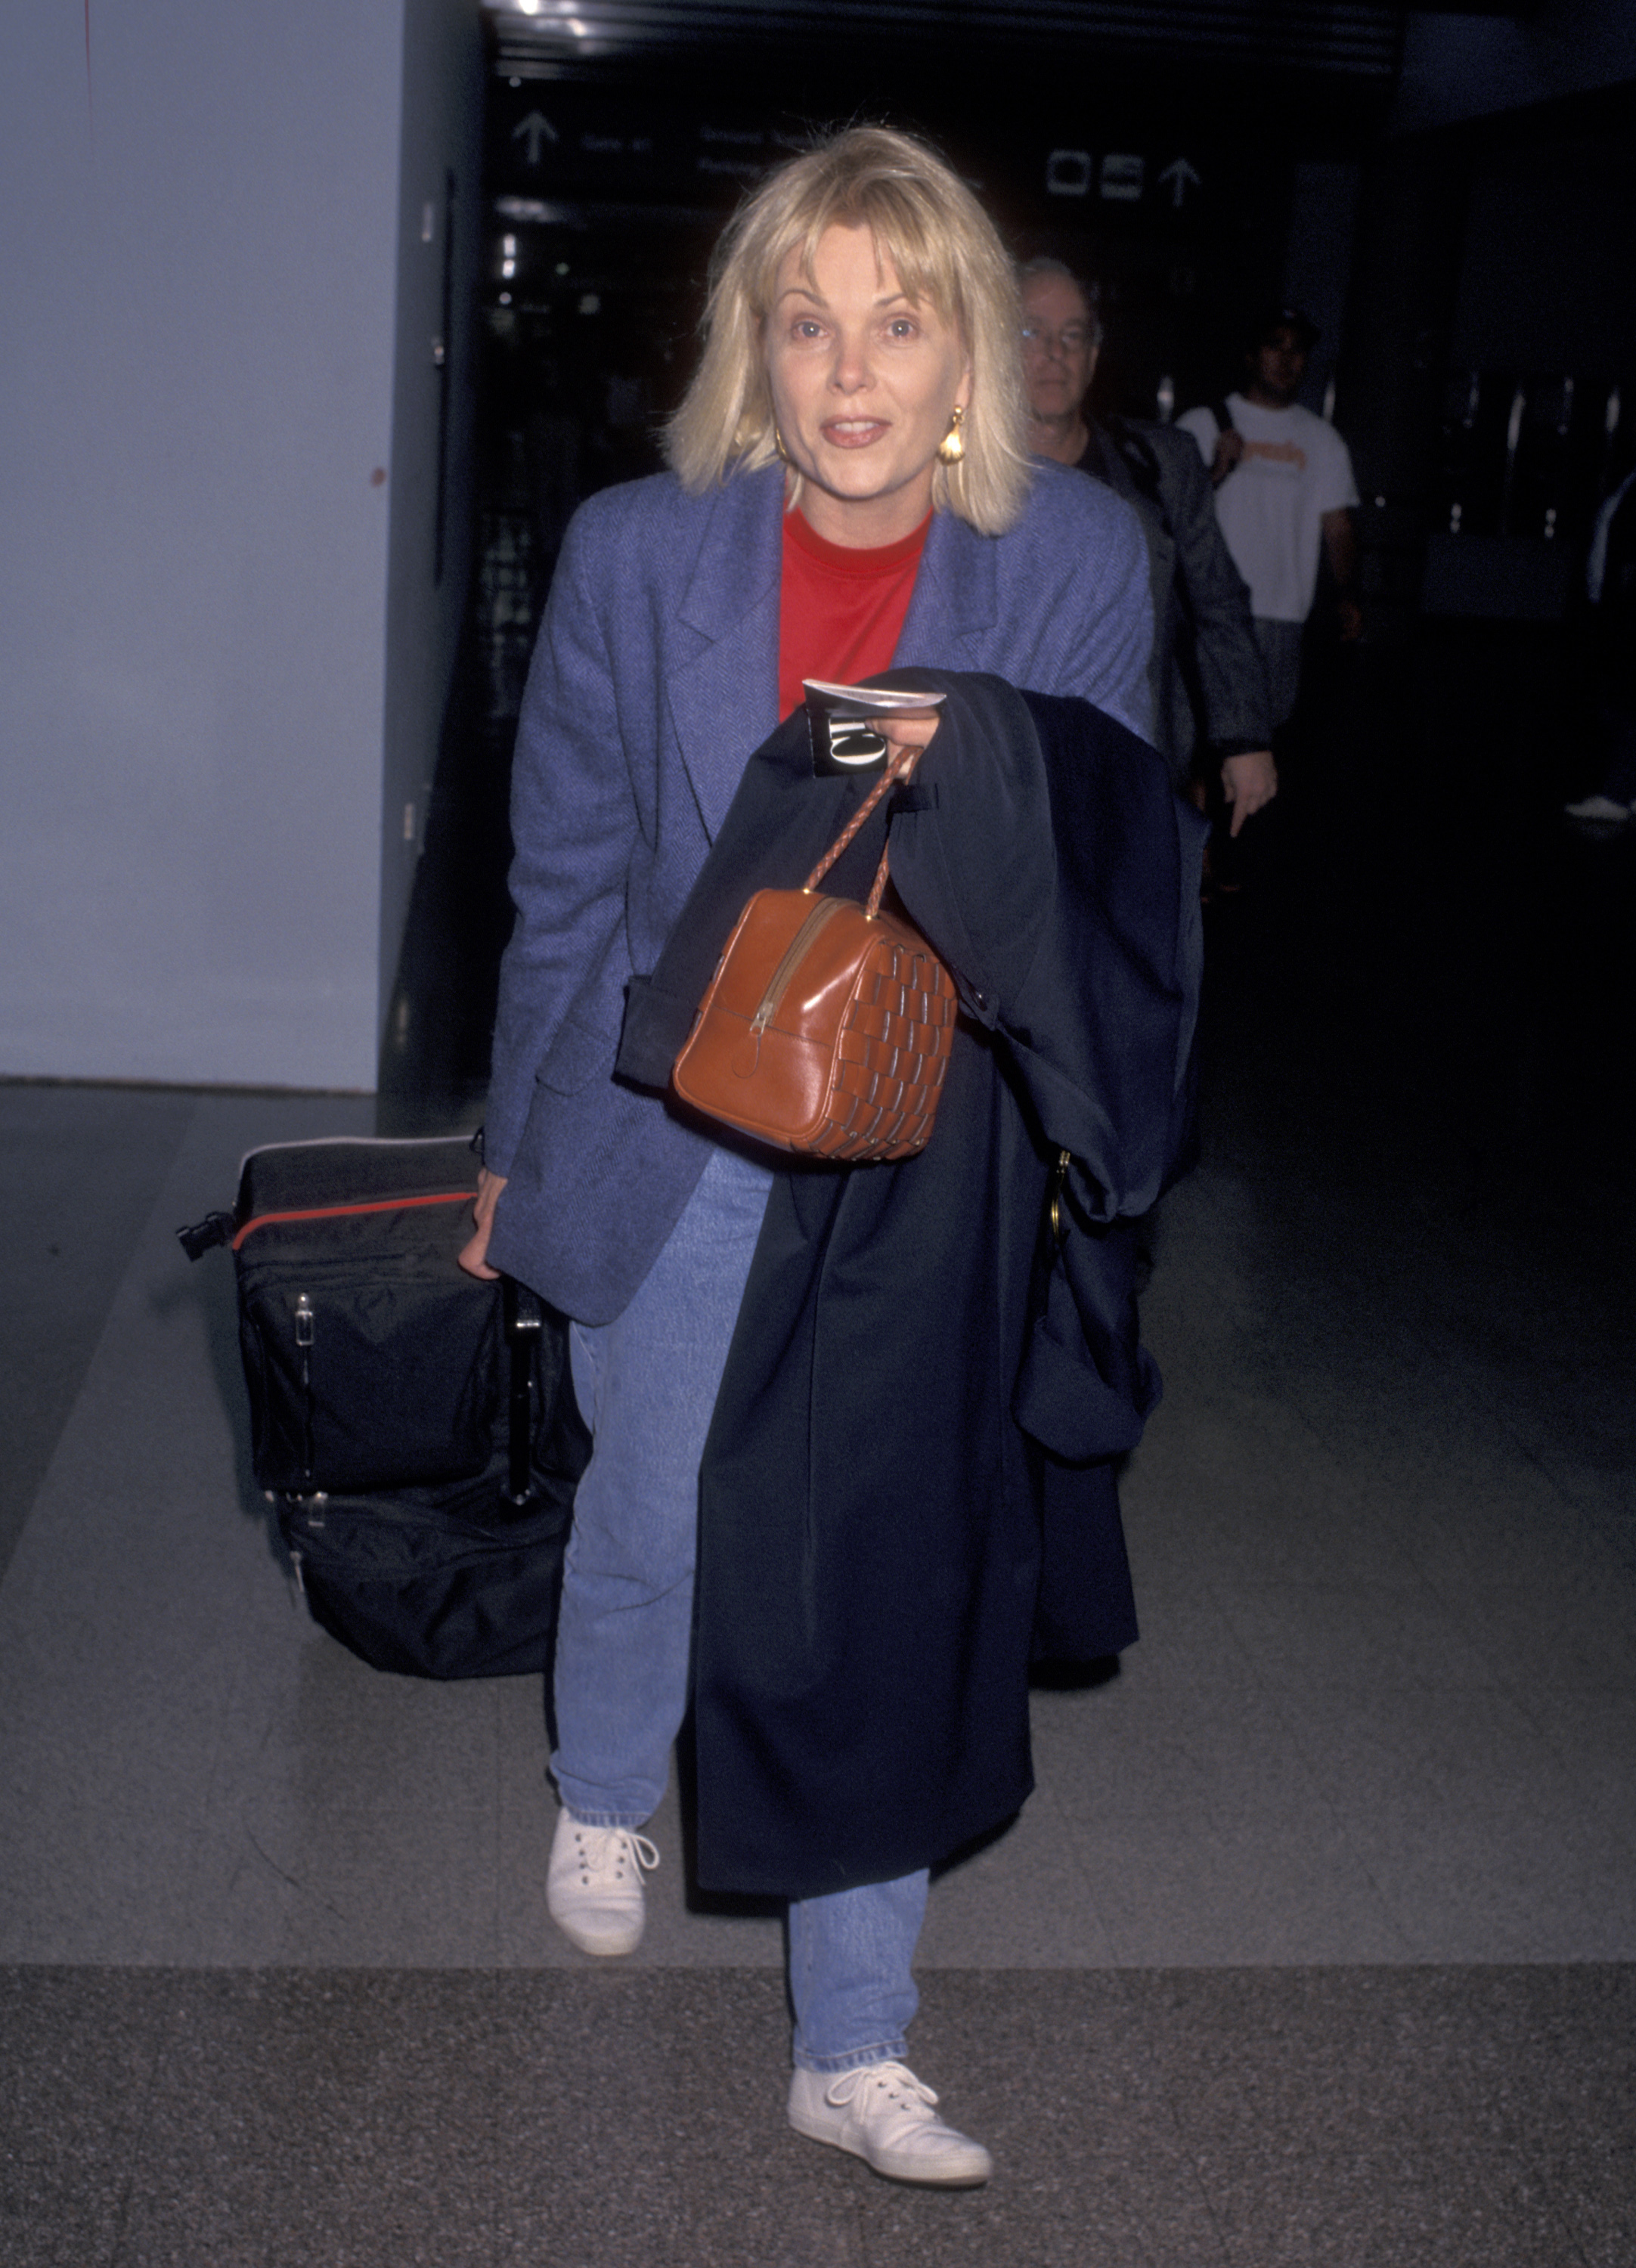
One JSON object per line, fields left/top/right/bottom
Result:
{"left": 802, "top": 744, "right": 923, "bottom": 916}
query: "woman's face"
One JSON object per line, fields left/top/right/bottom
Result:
{"left": 764, "top": 222, "right": 971, "bottom": 548}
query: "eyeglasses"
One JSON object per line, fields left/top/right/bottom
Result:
{"left": 1021, "top": 324, "right": 1095, "bottom": 356}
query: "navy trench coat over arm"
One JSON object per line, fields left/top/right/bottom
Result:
{"left": 617, "top": 671, "right": 1207, "bottom": 1901}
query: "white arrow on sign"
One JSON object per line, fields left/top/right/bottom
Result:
{"left": 1159, "top": 157, "right": 1202, "bottom": 209}
{"left": 512, "top": 110, "right": 559, "bottom": 166}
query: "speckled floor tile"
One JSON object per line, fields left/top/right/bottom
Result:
{"left": 0, "top": 1969, "right": 170, "bottom": 2268}
{"left": 7, "top": 1968, "right": 1628, "bottom": 2268}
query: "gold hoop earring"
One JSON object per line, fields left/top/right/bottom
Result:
{"left": 773, "top": 423, "right": 793, "bottom": 464}
{"left": 937, "top": 405, "right": 965, "bottom": 465}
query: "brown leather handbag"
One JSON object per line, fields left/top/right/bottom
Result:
{"left": 671, "top": 752, "right": 958, "bottom": 1161}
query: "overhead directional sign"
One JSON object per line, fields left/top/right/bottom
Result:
{"left": 511, "top": 110, "right": 559, "bottom": 166}
{"left": 1100, "top": 154, "right": 1144, "bottom": 203}
{"left": 1045, "top": 145, "right": 1208, "bottom": 215}
{"left": 1159, "top": 156, "right": 1202, "bottom": 209}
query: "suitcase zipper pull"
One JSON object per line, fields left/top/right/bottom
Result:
{"left": 504, "top": 1276, "right": 541, "bottom": 1506}
{"left": 293, "top": 1297, "right": 316, "bottom": 1486}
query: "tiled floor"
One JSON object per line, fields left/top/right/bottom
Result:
{"left": 2, "top": 627, "right": 1633, "bottom": 2261}
{"left": 6, "top": 1965, "right": 1633, "bottom": 2266}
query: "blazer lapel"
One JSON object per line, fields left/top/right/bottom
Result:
{"left": 667, "top": 485, "right": 999, "bottom": 836}
{"left": 895, "top": 507, "right": 996, "bottom": 671}
{"left": 668, "top": 464, "right": 785, "bottom": 841}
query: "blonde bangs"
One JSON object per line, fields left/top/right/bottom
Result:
{"left": 775, "top": 191, "right": 953, "bottom": 324}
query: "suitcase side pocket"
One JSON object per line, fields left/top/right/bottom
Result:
{"left": 237, "top": 1250, "right": 503, "bottom": 1496}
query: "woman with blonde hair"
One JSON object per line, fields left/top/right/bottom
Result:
{"left": 463, "top": 124, "right": 1193, "bottom": 2185}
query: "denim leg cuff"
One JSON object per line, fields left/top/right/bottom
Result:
{"left": 559, "top": 1803, "right": 652, "bottom": 1831}
{"left": 792, "top": 2039, "right": 907, "bottom": 2076}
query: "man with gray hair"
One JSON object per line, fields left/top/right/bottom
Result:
{"left": 1019, "top": 257, "right": 1277, "bottom": 835}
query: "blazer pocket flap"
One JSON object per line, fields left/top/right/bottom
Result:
{"left": 538, "top": 1015, "right": 612, "bottom": 1096}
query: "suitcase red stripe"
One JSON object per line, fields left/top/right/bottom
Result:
{"left": 231, "top": 1191, "right": 473, "bottom": 1250}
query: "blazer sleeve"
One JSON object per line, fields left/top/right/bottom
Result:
{"left": 1151, "top": 426, "right": 1272, "bottom": 752}
{"left": 484, "top": 500, "right": 642, "bottom": 1178}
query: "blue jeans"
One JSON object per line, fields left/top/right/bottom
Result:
{"left": 556, "top": 1145, "right": 928, "bottom": 2069}
{"left": 787, "top": 1870, "right": 928, "bottom": 2073}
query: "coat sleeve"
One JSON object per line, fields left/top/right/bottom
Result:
{"left": 1152, "top": 427, "right": 1272, "bottom": 752}
{"left": 484, "top": 498, "right": 642, "bottom": 1177}
{"left": 880, "top": 671, "right": 1206, "bottom": 1222}
{"left": 1173, "top": 405, "right": 1219, "bottom": 469}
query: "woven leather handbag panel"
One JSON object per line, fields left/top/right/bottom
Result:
{"left": 814, "top": 934, "right": 956, "bottom": 1157}
{"left": 673, "top": 887, "right": 956, "bottom": 1159}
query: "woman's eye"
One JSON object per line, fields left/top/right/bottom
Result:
{"left": 886, "top": 318, "right": 919, "bottom": 339}
{"left": 792, "top": 318, "right": 826, "bottom": 341}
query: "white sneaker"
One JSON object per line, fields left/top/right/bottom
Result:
{"left": 546, "top": 1809, "right": 658, "bottom": 1956}
{"left": 788, "top": 2061, "right": 993, "bottom": 2186}
{"left": 1564, "top": 792, "right": 1632, "bottom": 821}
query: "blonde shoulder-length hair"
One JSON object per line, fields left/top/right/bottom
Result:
{"left": 665, "top": 125, "right": 1031, "bottom": 537}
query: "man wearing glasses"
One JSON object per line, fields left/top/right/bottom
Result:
{"left": 1019, "top": 258, "right": 1276, "bottom": 838}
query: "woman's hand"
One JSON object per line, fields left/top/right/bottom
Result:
{"left": 875, "top": 708, "right": 942, "bottom": 772}
{"left": 458, "top": 1167, "right": 508, "bottom": 1280}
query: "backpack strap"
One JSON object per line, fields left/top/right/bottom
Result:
{"left": 1209, "top": 397, "right": 1241, "bottom": 485}
{"left": 1105, "top": 417, "right": 1166, "bottom": 514}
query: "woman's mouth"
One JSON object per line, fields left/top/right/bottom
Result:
{"left": 820, "top": 418, "right": 889, "bottom": 449}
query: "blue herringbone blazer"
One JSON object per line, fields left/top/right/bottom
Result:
{"left": 484, "top": 458, "right": 1153, "bottom": 1322}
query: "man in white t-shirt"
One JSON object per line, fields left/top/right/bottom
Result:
{"left": 1178, "top": 307, "right": 1360, "bottom": 728}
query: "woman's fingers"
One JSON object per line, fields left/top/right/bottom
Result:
{"left": 875, "top": 711, "right": 942, "bottom": 761}
{"left": 457, "top": 1167, "right": 507, "bottom": 1280}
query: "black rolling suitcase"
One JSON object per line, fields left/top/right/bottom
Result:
{"left": 180, "top": 1136, "right": 589, "bottom": 1679}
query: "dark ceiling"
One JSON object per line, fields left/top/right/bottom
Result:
{"left": 485, "top": 0, "right": 1409, "bottom": 83}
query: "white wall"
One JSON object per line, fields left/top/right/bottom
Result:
{"left": 379, "top": 0, "right": 485, "bottom": 1027}
{"left": 0, "top": 0, "right": 471, "bottom": 1090}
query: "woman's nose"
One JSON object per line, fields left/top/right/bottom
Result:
{"left": 829, "top": 331, "right": 872, "bottom": 392}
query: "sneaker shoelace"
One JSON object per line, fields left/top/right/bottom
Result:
{"left": 569, "top": 1823, "right": 659, "bottom": 1888}
{"left": 826, "top": 2062, "right": 939, "bottom": 2121}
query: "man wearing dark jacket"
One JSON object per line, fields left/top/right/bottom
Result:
{"left": 1020, "top": 258, "right": 1276, "bottom": 833}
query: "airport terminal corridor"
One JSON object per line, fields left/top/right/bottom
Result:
{"left": 2, "top": 627, "right": 1633, "bottom": 2266}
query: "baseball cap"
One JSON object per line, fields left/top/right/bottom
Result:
{"left": 1247, "top": 303, "right": 1319, "bottom": 350}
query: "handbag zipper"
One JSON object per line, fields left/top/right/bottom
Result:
{"left": 748, "top": 894, "right": 847, "bottom": 1036}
